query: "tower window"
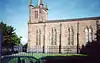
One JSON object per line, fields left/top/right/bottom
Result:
{"left": 35, "top": 11, "right": 38, "bottom": 18}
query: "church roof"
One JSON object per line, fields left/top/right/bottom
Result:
{"left": 47, "top": 16, "right": 100, "bottom": 23}
{"left": 29, "top": 16, "right": 100, "bottom": 24}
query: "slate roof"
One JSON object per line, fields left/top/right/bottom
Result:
{"left": 28, "top": 16, "right": 100, "bottom": 24}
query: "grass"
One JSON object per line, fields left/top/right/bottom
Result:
{"left": 9, "top": 57, "right": 30, "bottom": 63}
{"left": 14, "top": 53, "right": 87, "bottom": 59}
{"left": 4, "top": 53, "right": 87, "bottom": 63}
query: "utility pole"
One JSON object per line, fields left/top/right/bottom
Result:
{"left": 77, "top": 21, "right": 79, "bottom": 54}
{"left": 59, "top": 23, "right": 62, "bottom": 53}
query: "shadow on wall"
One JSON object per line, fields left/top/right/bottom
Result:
{"left": 79, "top": 25, "right": 100, "bottom": 63}
{"left": 80, "top": 40, "right": 100, "bottom": 57}
{"left": 79, "top": 40, "right": 100, "bottom": 63}
{"left": 34, "top": 40, "right": 100, "bottom": 63}
{"left": 80, "top": 23, "right": 100, "bottom": 57}
{"left": 39, "top": 25, "right": 100, "bottom": 63}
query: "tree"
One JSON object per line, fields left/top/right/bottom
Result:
{"left": 23, "top": 43, "right": 27, "bottom": 52}
{"left": 80, "top": 22, "right": 100, "bottom": 57}
{"left": 96, "top": 21, "right": 100, "bottom": 42}
{"left": 0, "top": 22, "right": 21, "bottom": 48}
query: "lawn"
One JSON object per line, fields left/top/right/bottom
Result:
{"left": 2, "top": 53, "right": 87, "bottom": 63}
{"left": 13, "top": 53, "right": 87, "bottom": 59}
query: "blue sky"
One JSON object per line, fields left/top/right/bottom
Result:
{"left": 1, "top": 0, "right": 100, "bottom": 45}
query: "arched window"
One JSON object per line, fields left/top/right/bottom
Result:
{"left": 85, "top": 26, "right": 93, "bottom": 43}
{"left": 71, "top": 26, "right": 74, "bottom": 45}
{"left": 36, "top": 28, "right": 41, "bottom": 45}
{"left": 51, "top": 28, "right": 57, "bottom": 45}
{"left": 68, "top": 27, "right": 74, "bottom": 45}
{"left": 89, "top": 27, "right": 93, "bottom": 42}
{"left": 85, "top": 28, "right": 89, "bottom": 43}
{"left": 35, "top": 11, "right": 38, "bottom": 18}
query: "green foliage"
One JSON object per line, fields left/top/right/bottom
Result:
{"left": 96, "top": 27, "right": 100, "bottom": 41}
{"left": 23, "top": 43, "right": 27, "bottom": 48}
{"left": 80, "top": 22, "right": 100, "bottom": 56}
{"left": 23, "top": 43, "right": 27, "bottom": 52}
{"left": 14, "top": 53, "right": 86, "bottom": 59}
{"left": 46, "top": 3, "right": 48, "bottom": 9}
{"left": 0, "top": 22, "right": 21, "bottom": 48}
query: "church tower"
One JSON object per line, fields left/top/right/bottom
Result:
{"left": 27, "top": 0, "right": 48, "bottom": 53}
{"left": 29, "top": 0, "right": 48, "bottom": 23}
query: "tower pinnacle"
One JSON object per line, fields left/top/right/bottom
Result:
{"left": 30, "top": 0, "right": 32, "bottom": 5}
{"left": 39, "top": 0, "right": 43, "bottom": 5}
{"left": 46, "top": 3, "right": 48, "bottom": 9}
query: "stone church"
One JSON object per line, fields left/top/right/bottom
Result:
{"left": 27, "top": 0, "right": 100, "bottom": 53}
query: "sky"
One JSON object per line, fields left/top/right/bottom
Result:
{"left": 0, "top": 0, "right": 100, "bottom": 45}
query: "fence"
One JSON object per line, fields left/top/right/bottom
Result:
{"left": 1, "top": 45, "right": 80, "bottom": 56}
{"left": 0, "top": 45, "right": 83, "bottom": 63}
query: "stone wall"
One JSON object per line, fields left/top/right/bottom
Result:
{"left": 27, "top": 19, "right": 99, "bottom": 53}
